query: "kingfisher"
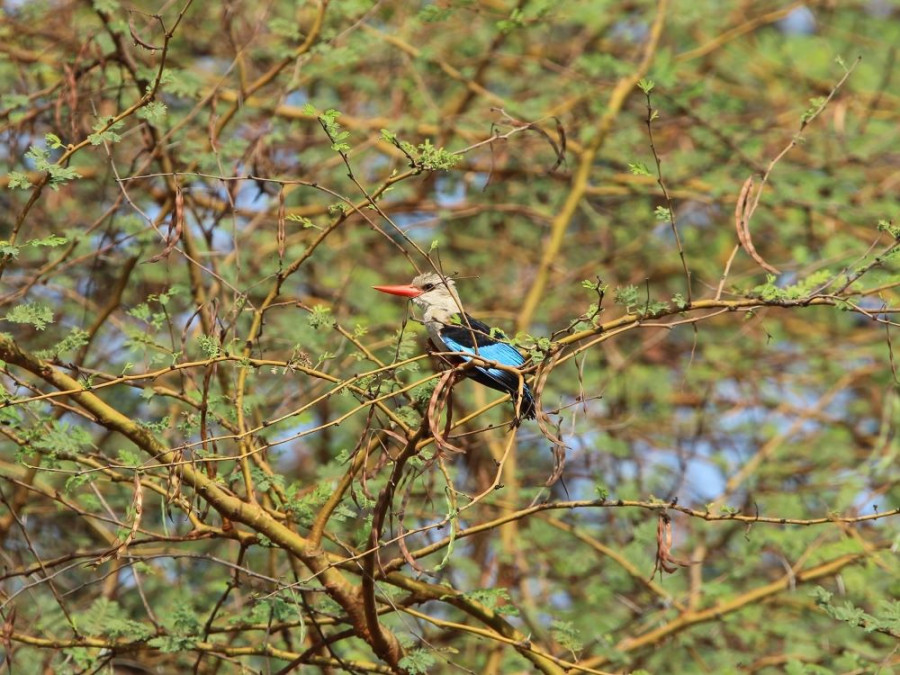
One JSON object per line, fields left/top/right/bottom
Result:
{"left": 373, "top": 272, "right": 536, "bottom": 420}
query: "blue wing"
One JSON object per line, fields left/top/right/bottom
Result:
{"left": 437, "top": 314, "right": 535, "bottom": 419}
{"left": 441, "top": 335, "right": 525, "bottom": 377}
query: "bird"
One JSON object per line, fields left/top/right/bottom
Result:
{"left": 373, "top": 272, "right": 536, "bottom": 420}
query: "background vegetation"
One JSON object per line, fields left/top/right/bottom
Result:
{"left": 0, "top": 0, "right": 898, "bottom": 673}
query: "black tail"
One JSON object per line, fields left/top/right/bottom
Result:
{"left": 467, "top": 368, "right": 536, "bottom": 420}
{"left": 515, "top": 385, "right": 536, "bottom": 420}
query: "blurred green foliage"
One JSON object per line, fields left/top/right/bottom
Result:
{"left": 0, "top": 1, "right": 898, "bottom": 673}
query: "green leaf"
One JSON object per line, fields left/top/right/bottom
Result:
{"left": 398, "top": 649, "right": 436, "bottom": 674}
{"left": 629, "top": 162, "right": 652, "bottom": 176}
{"left": 653, "top": 205, "right": 673, "bottom": 222}
{"left": 4, "top": 302, "right": 54, "bottom": 330}
{"left": 137, "top": 101, "right": 167, "bottom": 125}
{"left": 158, "top": 68, "right": 203, "bottom": 98}
{"left": 614, "top": 285, "right": 640, "bottom": 313}
{"left": 117, "top": 448, "right": 141, "bottom": 467}
{"left": 551, "top": 619, "right": 583, "bottom": 653}
{"left": 28, "top": 234, "right": 68, "bottom": 248}
{"left": 811, "top": 585, "right": 833, "bottom": 606}
{"left": 801, "top": 96, "right": 827, "bottom": 123}
{"left": 171, "top": 601, "right": 202, "bottom": 635}
{"left": 129, "top": 303, "right": 152, "bottom": 323}
{"left": 196, "top": 334, "right": 220, "bottom": 358}
{"left": 286, "top": 214, "right": 319, "bottom": 229}
{"left": 148, "top": 635, "right": 198, "bottom": 653}
{"left": 284, "top": 481, "right": 334, "bottom": 526}
{"left": 88, "top": 117, "right": 124, "bottom": 145}
{"left": 35, "top": 327, "right": 89, "bottom": 359}
{"left": 269, "top": 17, "right": 301, "bottom": 39}
{"left": 420, "top": 5, "right": 452, "bottom": 22}
{"left": 47, "top": 165, "right": 81, "bottom": 189}
{"left": 463, "top": 587, "right": 518, "bottom": 615}
{"left": 25, "top": 145, "right": 51, "bottom": 171}
{"left": 308, "top": 304, "right": 335, "bottom": 329}
{"left": 393, "top": 405, "right": 421, "bottom": 427}
{"left": 32, "top": 421, "right": 93, "bottom": 460}
{"left": 7, "top": 171, "right": 32, "bottom": 190}
{"left": 877, "top": 219, "right": 899, "bottom": 239}
{"left": 74, "top": 598, "right": 153, "bottom": 640}
{"left": 414, "top": 139, "right": 459, "bottom": 171}
{"left": 64, "top": 472, "right": 92, "bottom": 492}
{"left": 0, "top": 94, "right": 30, "bottom": 110}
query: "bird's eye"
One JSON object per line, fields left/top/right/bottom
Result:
{"left": 422, "top": 283, "right": 435, "bottom": 291}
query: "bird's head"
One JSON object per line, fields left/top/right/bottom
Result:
{"left": 373, "top": 272, "right": 462, "bottom": 316}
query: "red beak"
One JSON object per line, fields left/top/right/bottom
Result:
{"left": 372, "top": 283, "right": 422, "bottom": 298}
